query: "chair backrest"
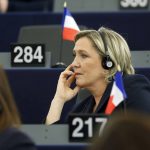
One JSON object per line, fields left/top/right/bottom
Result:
{"left": 131, "top": 51, "right": 150, "bottom": 68}
{"left": 18, "top": 25, "right": 87, "bottom": 67}
{"left": 76, "top": 88, "right": 91, "bottom": 104}
{"left": 0, "top": 52, "right": 11, "bottom": 68}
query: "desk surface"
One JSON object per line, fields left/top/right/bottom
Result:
{"left": 21, "top": 124, "right": 88, "bottom": 146}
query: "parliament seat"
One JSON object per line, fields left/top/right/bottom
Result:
{"left": 131, "top": 51, "right": 150, "bottom": 68}
{"left": 17, "top": 25, "right": 87, "bottom": 67}
{"left": 1, "top": 12, "right": 150, "bottom": 52}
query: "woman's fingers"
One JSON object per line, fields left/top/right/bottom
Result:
{"left": 67, "top": 73, "right": 76, "bottom": 87}
{"left": 60, "top": 64, "right": 74, "bottom": 81}
{"left": 65, "top": 64, "right": 73, "bottom": 72}
{"left": 60, "top": 70, "right": 74, "bottom": 81}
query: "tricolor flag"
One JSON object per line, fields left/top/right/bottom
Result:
{"left": 62, "top": 2, "right": 80, "bottom": 41}
{"left": 105, "top": 71, "right": 127, "bottom": 115}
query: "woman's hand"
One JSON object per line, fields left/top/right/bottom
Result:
{"left": 46, "top": 65, "right": 80, "bottom": 125}
{"left": 54, "top": 64, "right": 80, "bottom": 103}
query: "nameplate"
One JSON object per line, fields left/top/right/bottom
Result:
{"left": 11, "top": 44, "right": 45, "bottom": 67}
{"left": 68, "top": 113, "right": 108, "bottom": 142}
{"left": 119, "top": 0, "right": 149, "bottom": 9}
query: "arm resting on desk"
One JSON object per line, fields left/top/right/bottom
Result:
{"left": 46, "top": 97, "right": 65, "bottom": 125}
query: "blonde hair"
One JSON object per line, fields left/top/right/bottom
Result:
{"left": 75, "top": 27, "right": 135, "bottom": 81}
{"left": 0, "top": 67, "right": 21, "bottom": 132}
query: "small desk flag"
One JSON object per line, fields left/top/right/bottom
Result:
{"left": 62, "top": 2, "right": 80, "bottom": 41}
{"left": 105, "top": 71, "right": 127, "bottom": 115}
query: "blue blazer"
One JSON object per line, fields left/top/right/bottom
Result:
{"left": 70, "top": 74, "right": 150, "bottom": 115}
{"left": 0, "top": 127, "right": 37, "bottom": 150}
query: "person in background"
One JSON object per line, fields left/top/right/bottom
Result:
{"left": 8, "top": 0, "right": 53, "bottom": 12}
{"left": 0, "top": 0, "right": 8, "bottom": 13}
{"left": 0, "top": 66, "right": 37, "bottom": 150}
{"left": 89, "top": 111, "right": 150, "bottom": 150}
{"left": 46, "top": 26, "right": 150, "bottom": 125}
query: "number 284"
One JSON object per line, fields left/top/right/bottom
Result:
{"left": 13, "top": 45, "right": 44, "bottom": 63}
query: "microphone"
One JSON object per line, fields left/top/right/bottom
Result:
{"left": 52, "top": 62, "right": 67, "bottom": 68}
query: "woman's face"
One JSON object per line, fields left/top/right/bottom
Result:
{"left": 72, "top": 37, "right": 106, "bottom": 88}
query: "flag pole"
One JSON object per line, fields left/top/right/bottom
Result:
{"left": 52, "top": 2, "right": 67, "bottom": 68}
{"left": 117, "top": 65, "right": 127, "bottom": 116}
{"left": 59, "top": 1, "right": 67, "bottom": 66}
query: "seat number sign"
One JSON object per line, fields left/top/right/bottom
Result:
{"left": 11, "top": 44, "right": 45, "bottom": 67}
{"left": 69, "top": 114, "right": 108, "bottom": 142}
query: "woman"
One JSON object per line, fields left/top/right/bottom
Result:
{"left": 46, "top": 27, "right": 150, "bottom": 125}
{"left": 0, "top": 67, "right": 37, "bottom": 150}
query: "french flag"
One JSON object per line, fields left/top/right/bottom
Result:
{"left": 62, "top": 2, "right": 80, "bottom": 41}
{"left": 105, "top": 71, "right": 127, "bottom": 115}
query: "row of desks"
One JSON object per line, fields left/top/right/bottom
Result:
{"left": 5, "top": 68, "right": 150, "bottom": 124}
